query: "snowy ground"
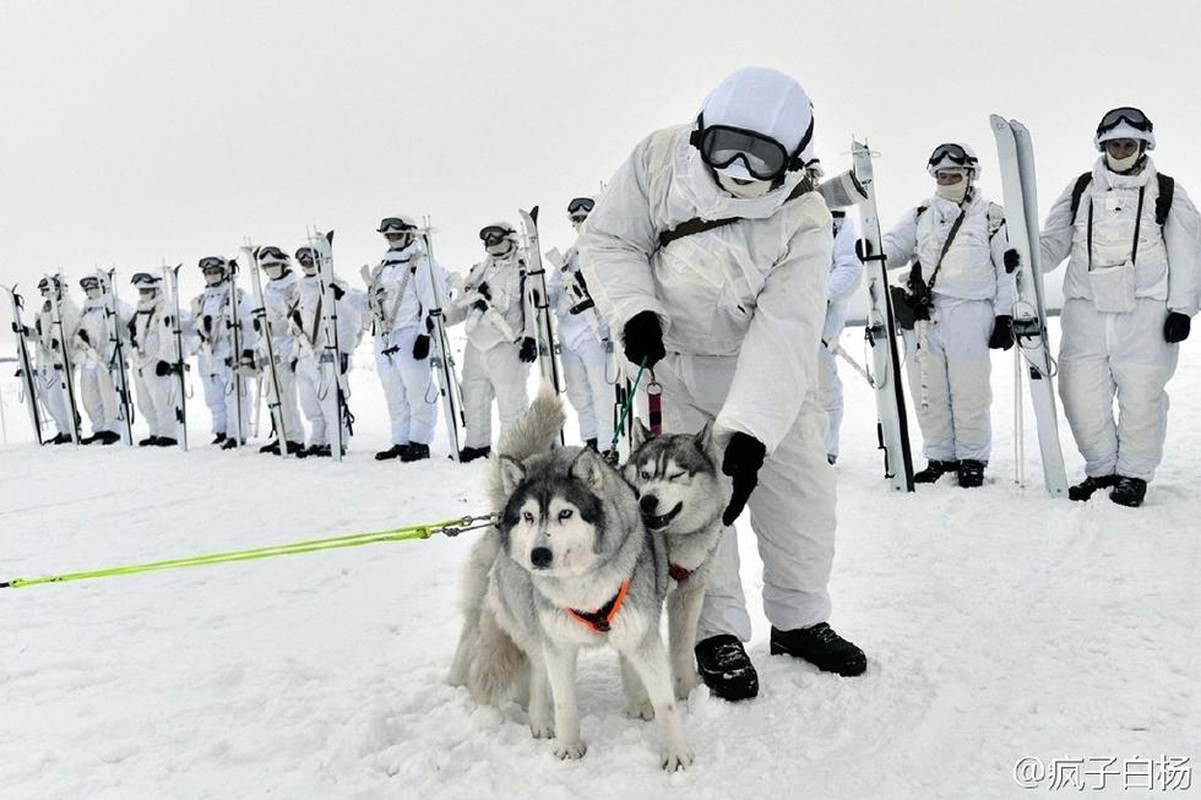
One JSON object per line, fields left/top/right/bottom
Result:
{"left": 1, "top": 319, "right": 1198, "bottom": 799}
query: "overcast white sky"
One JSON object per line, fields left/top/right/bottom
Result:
{"left": 3, "top": 0, "right": 1200, "bottom": 348}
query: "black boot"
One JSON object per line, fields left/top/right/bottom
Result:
{"left": 913, "top": 459, "right": 957, "bottom": 483}
{"left": 259, "top": 440, "right": 281, "bottom": 455}
{"left": 97, "top": 430, "right": 122, "bottom": 445}
{"left": 285, "top": 441, "right": 307, "bottom": 456}
{"left": 220, "top": 437, "right": 242, "bottom": 450}
{"left": 49, "top": 432, "right": 73, "bottom": 445}
{"left": 458, "top": 446, "right": 491, "bottom": 463}
{"left": 770, "top": 623, "right": 867, "bottom": 677}
{"left": 1068, "top": 474, "right": 1118, "bottom": 502}
{"left": 1109, "top": 476, "right": 1147, "bottom": 508}
{"left": 212, "top": 432, "right": 226, "bottom": 446}
{"left": 80, "top": 433, "right": 99, "bottom": 445}
{"left": 401, "top": 442, "right": 430, "bottom": 462}
{"left": 154, "top": 437, "right": 178, "bottom": 447}
{"left": 307, "top": 444, "right": 332, "bottom": 458}
{"left": 957, "top": 459, "right": 985, "bottom": 488}
{"left": 138, "top": 436, "right": 159, "bottom": 447}
{"left": 584, "top": 437, "right": 599, "bottom": 452}
{"left": 694, "top": 634, "right": 759, "bottom": 701}
{"left": 374, "top": 443, "right": 408, "bottom": 461}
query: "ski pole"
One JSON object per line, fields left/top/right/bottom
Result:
{"left": 0, "top": 513, "right": 499, "bottom": 590}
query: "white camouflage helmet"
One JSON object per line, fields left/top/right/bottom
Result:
{"left": 1094, "top": 106, "right": 1156, "bottom": 151}
{"left": 926, "top": 142, "right": 981, "bottom": 178}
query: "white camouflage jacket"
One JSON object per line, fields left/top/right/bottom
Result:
{"left": 579, "top": 123, "right": 832, "bottom": 453}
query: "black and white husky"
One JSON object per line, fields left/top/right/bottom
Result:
{"left": 623, "top": 418, "right": 727, "bottom": 702}
{"left": 449, "top": 385, "right": 693, "bottom": 771}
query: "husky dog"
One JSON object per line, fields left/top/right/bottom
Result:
{"left": 623, "top": 418, "right": 728, "bottom": 702}
{"left": 450, "top": 384, "right": 693, "bottom": 771}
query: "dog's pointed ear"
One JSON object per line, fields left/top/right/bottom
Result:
{"left": 498, "top": 454, "right": 526, "bottom": 495}
{"left": 570, "top": 448, "right": 607, "bottom": 492}
{"left": 632, "top": 417, "right": 651, "bottom": 449}
{"left": 695, "top": 419, "right": 715, "bottom": 452}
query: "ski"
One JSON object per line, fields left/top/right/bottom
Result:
{"left": 226, "top": 260, "right": 248, "bottom": 447}
{"left": 518, "top": 207, "right": 564, "bottom": 395}
{"left": 307, "top": 229, "right": 348, "bottom": 463}
{"left": 242, "top": 244, "right": 290, "bottom": 458}
{"left": 160, "top": 263, "right": 189, "bottom": 451}
{"left": 45, "top": 274, "right": 81, "bottom": 446}
{"left": 2, "top": 285, "right": 45, "bottom": 444}
{"left": 851, "top": 139, "right": 915, "bottom": 492}
{"left": 96, "top": 269, "right": 135, "bottom": 446}
{"left": 418, "top": 220, "right": 466, "bottom": 461}
{"left": 989, "top": 115, "right": 1068, "bottom": 497}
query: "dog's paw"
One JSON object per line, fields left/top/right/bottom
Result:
{"left": 661, "top": 745, "right": 695, "bottom": 772}
{"left": 674, "top": 671, "right": 701, "bottom": 700}
{"left": 529, "top": 720, "right": 554, "bottom": 739}
{"left": 626, "top": 698, "right": 655, "bottom": 721}
{"left": 553, "top": 739, "right": 587, "bottom": 760}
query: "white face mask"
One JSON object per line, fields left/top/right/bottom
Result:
{"left": 935, "top": 177, "right": 970, "bottom": 203}
{"left": 1106, "top": 152, "right": 1140, "bottom": 173}
{"left": 716, "top": 171, "right": 772, "bottom": 199}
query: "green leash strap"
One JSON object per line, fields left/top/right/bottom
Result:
{"left": 608, "top": 357, "right": 650, "bottom": 455}
{"left": 0, "top": 513, "right": 498, "bottom": 590}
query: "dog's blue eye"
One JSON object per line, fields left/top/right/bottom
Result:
{"left": 559, "top": 509, "right": 573, "bottom": 521}
{"left": 640, "top": 470, "right": 652, "bottom": 480}
{"left": 523, "top": 511, "right": 535, "bottom": 523}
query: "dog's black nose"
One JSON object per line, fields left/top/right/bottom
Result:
{"left": 640, "top": 495, "right": 658, "bottom": 514}
{"left": 530, "top": 547, "right": 553, "bottom": 569}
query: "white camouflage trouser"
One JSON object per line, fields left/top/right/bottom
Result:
{"left": 78, "top": 362, "right": 120, "bottom": 435}
{"left": 460, "top": 340, "right": 530, "bottom": 449}
{"left": 295, "top": 355, "right": 348, "bottom": 448}
{"left": 37, "top": 366, "right": 71, "bottom": 435}
{"left": 133, "top": 367, "right": 179, "bottom": 438}
{"left": 262, "top": 355, "right": 305, "bottom": 444}
{"left": 199, "top": 353, "right": 251, "bottom": 440}
{"left": 560, "top": 335, "right": 615, "bottom": 447}
{"left": 1059, "top": 297, "right": 1179, "bottom": 482}
{"left": 649, "top": 353, "right": 837, "bottom": 642}
{"left": 816, "top": 343, "right": 843, "bottom": 460}
{"left": 902, "top": 298, "right": 994, "bottom": 463}
{"left": 375, "top": 327, "right": 438, "bottom": 446}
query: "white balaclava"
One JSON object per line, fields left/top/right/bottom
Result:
{"left": 699, "top": 66, "right": 815, "bottom": 199}
{"left": 1095, "top": 118, "right": 1155, "bottom": 174}
{"left": 934, "top": 168, "right": 971, "bottom": 203}
{"left": 136, "top": 288, "right": 160, "bottom": 311}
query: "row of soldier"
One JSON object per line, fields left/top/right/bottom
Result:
{"left": 6, "top": 199, "right": 634, "bottom": 461}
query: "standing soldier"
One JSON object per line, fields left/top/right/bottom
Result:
{"left": 254, "top": 246, "right": 307, "bottom": 456}
{"left": 128, "top": 272, "right": 183, "bottom": 447}
{"left": 364, "top": 216, "right": 449, "bottom": 463}
{"left": 73, "top": 275, "right": 128, "bottom": 444}
{"left": 1040, "top": 107, "right": 1201, "bottom": 507}
{"left": 549, "top": 196, "right": 615, "bottom": 453}
{"left": 191, "top": 256, "right": 257, "bottom": 448}
{"left": 30, "top": 276, "right": 80, "bottom": 444}
{"left": 444, "top": 222, "right": 537, "bottom": 462}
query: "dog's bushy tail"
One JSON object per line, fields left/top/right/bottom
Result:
{"left": 486, "top": 381, "right": 565, "bottom": 506}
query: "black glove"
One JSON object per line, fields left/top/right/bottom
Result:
{"left": 252, "top": 317, "right": 261, "bottom": 333}
{"left": 331, "top": 283, "right": 346, "bottom": 301}
{"left": 10, "top": 322, "right": 22, "bottom": 335}
{"left": 988, "top": 315, "right": 1014, "bottom": 351}
{"left": 854, "top": 238, "right": 874, "bottom": 262}
{"left": 721, "top": 432, "right": 767, "bottom": 526}
{"left": 425, "top": 315, "right": 436, "bottom": 334}
{"left": 290, "top": 309, "right": 303, "bottom": 328}
{"left": 518, "top": 336, "right": 537, "bottom": 363}
{"left": 1003, "top": 249, "right": 1021, "bottom": 274}
{"left": 77, "top": 329, "right": 91, "bottom": 345}
{"left": 569, "top": 297, "right": 595, "bottom": 315}
{"left": 339, "top": 353, "right": 349, "bottom": 374}
{"left": 239, "top": 349, "right": 256, "bottom": 369}
{"left": 621, "top": 311, "right": 665, "bottom": 368}
{"left": 155, "top": 360, "right": 174, "bottom": 377}
{"left": 477, "top": 282, "right": 491, "bottom": 300}
{"left": 472, "top": 299, "right": 489, "bottom": 313}
{"left": 1164, "top": 311, "right": 1191, "bottom": 343}
{"left": 412, "top": 334, "right": 431, "bottom": 360}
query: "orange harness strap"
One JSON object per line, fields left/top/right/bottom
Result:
{"left": 566, "top": 579, "right": 631, "bottom": 634}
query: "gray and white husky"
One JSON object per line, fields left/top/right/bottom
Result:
{"left": 449, "top": 385, "right": 694, "bottom": 771}
{"left": 623, "top": 418, "right": 728, "bottom": 702}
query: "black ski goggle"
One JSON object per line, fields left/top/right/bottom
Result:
{"left": 698, "top": 125, "right": 793, "bottom": 181}
{"left": 927, "top": 143, "right": 978, "bottom": 170}
{"left": 378, "top": 217, "right": 416, "bottom": 234}
{"left": 198, "top": 256, "right": 228, "bottom": 271}
{"left": 131, "top": 272, "right": 159, "bottom": 286}
{"left": 1097, "top": 106, "right": 1152, "bottom": 135}
{"left": 567, "top": 197, "right": 594, "bottom": 215}
{"left": 294, "top": 247, "right": 316, "bottom": 264}
{"left": 480, "top": 226, "right": 513, "bottom": 245}
{"left": 80, "top": 278, "right": 101, "bottom": 290}
{"left": 257, "top": 246, "right": 289, "bottom": 263}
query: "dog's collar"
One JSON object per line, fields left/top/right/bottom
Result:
{"left": 566, "top": 579, "right": 631, "bottom": 634}
{"left": 668, "top": 563, "right": 692, "bottom": 582}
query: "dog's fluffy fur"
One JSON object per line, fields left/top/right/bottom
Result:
{"left": 622, "top": 418, "right": 727, "bottom": 701}
{"left": 450, "top": 384, "right": 693, "bottom": 770}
